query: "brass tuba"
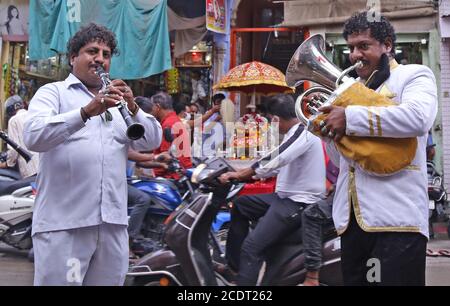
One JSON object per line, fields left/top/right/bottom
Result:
{"left": 285, "top": 34, "right": 417, "bottom": 176}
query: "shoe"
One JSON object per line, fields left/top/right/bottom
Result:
{"left": 131, "top": 238, "right": 157, "bottom": 256}
{"left": 213, "top": 262, "right": 238, "bottom": 284}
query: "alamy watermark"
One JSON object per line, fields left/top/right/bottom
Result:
{"left": 66, "top": 257, "right": 82, "bottom": 283}
{"left": 168, "top": 115, "right": 281, "bottom": 167}
{"left": 366, "top": 0, "right": 381, "bottom": 22}
{"left": 67, "top": 0, "right": 81, "bottom": 23}
{"left": 366, "top": 257, "right": 381, "bottom": 283}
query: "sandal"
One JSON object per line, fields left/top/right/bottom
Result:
{"left": 426, "top": 248, "right": 440, "bottom": 257}
{"left": 438, "top": 249, "right": 450, "bottom": 257}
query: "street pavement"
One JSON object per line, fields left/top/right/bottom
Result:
{"left": 1, "top": 237, "right": 450, "bottom": 286}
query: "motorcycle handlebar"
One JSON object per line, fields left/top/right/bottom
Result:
{"left": 0, "top": 131, "right": 32, "bottom": 162}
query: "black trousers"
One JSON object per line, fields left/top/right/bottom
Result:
{"left": 302, "top": 198, "right": 333, "bottom": 271}
{"left": 341, "top": 210, "right": 427, "bottom": 286}
{"left": 226, "top": 193, "right": 306, "bottom": 286}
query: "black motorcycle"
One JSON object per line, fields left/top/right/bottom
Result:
{"left": 126, "top": 157, "right": 343, "bottom": 286}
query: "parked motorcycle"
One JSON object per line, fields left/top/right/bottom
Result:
{"left": 0, "top": 131, "right": 35, "bottom": 254}
{"left": 126, "top": 157, "right": 343, "bottom": 286}
{"left": 427, "top": 161, "right": 449, "bottom": 238}
{"left": 0, "top": 177, "right": 35, "bottom": 250}
{"left": 0, "top": 151, "right": 21, "bottom": 182}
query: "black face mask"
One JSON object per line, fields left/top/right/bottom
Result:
{"left": 347, "top": 53, "right": 391, "bottom": 90}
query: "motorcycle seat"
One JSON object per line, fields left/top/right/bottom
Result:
{"left": 0, "top": 168, "right": 21, "bottom": 181}
{"left": 0, "top": 176, "right": 35, "bottom": 196}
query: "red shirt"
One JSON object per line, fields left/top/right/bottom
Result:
{"left": 154, "top": 111, "right": 192, "bottom": 178}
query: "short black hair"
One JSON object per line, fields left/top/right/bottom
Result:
{"left": 173, "top": 101, "right": 187, "bottom": 115}
{"left": 266, "top": 94, "right": 296, "bottom": 120}
{"left": 212, "top": 93, "right": 225, "bottom": 103}
{"left": 67, "top": 23, "right": 119, "bottom": 66}
{"left": 343, "top": 11, "right": 396, "bottom": 56}
{"left": 134, "top": 96, "right": 154, "bottom": 114}
{"left": 150, "top": 92, "right": 173, "bottom": 110}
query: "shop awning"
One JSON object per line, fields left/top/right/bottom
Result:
{"left": 29, "top": 0, "right": 171, "bottom": 80}
{"left": 277, "top": 0, "right": 437, "bottom": 28}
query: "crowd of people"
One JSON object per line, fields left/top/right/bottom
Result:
{"left": 0, "top": 9, "right": 439, "bottom": 286}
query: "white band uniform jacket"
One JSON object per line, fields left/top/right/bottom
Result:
{"left": 328, "top": 60, "right": 438, "bottom": 238}
{"left": 23, "top": 74, "right": 162, "bottom": 235}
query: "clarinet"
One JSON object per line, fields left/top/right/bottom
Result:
{"left": 0, "top": 131, "right": 32, "bottom": 162}
{"left": 95, "top": 66, "right": 145, "bottom": 140}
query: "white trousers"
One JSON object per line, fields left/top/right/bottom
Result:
{"left": 33, "top": 223, "right": 128, "bottom": 286}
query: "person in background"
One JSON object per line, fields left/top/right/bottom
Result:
{"left": 149, "top": 92, "right": 192, "bottom": 178}
{"left": 1, "top": 95, "right": 39, "bottom": 178}
{"left": 190, "top": 70, "right": 207, "bottom": 113}
{"left": 426, "top": 130, "right": 435, "bottom": 162}
{"left": 219, "top": 94, "right": 326, "bottom": 285}
{"left": 202, "top": 93, "right": 225, "bottom": 157}
{"left": 127, "top": 148, "right": 170, "bottom": 259}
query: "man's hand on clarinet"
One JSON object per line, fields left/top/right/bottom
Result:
{"left": 83, "top": 85, "right": 124, "bottom": 118}
{"left": 109, "top": 79, "right": 137, "bottom": 113}
{"left": 318, "top": 105, "right": 347, "bottom": 142}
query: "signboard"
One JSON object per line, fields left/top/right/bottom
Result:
{"left": 0, "top": 0, "right": 29, "bottom": 41}
{"left": 206, "top": 0, "right": 227, "bottom": 34}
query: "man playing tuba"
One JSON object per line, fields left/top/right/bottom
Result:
{"left": 321, "top": 11, "right": 437, "bottom": 286}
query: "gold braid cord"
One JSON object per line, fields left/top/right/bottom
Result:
{"left": 312, "top": 82, "right": 417, "bottom": 175}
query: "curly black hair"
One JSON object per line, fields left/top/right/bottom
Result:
{"left": 343, "top": 11, "right": 396, "bottom": 56}
{"left": 67, "top": 23, "right": 119, "bottom": 65}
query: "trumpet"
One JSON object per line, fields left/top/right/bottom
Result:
{"left": 285, "top": 34, "right": 417, "bottom": 175}
{"left": 95, "top": 66, "right": 145, "bottom": 140}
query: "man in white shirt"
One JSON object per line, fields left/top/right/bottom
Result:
{"left": 24, "top": 23, "right": 162, "bottom": 286}
{"left": 219, "top": 94, "right": 326, "bottom": 285}
{"left": 190, "top": 70, "right": 207, "bottom": 113}
{"left": 2, "top": 95, "right": 39, "bottom": 178}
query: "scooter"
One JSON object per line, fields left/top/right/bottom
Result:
{"left": 126, "top": 157, "right": 343, "bottom": 286}
{"left": 0, "top": 131, "right": 35, "bottom": 253}
{"left": 427, "top": 161, "right": 449, "bottom": 238}
{"left": 0, "top": 176, "right": 35, "bottom": 251}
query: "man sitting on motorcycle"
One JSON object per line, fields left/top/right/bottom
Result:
{"left": 219, "top": 94, "right": 326, "bottom": 285}
{"left": 127, "top": 94, "right": 190, "bottom": 258}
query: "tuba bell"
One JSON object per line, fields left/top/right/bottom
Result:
{"left": 286, "top": 34, "right": 417, "bottom": 176}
